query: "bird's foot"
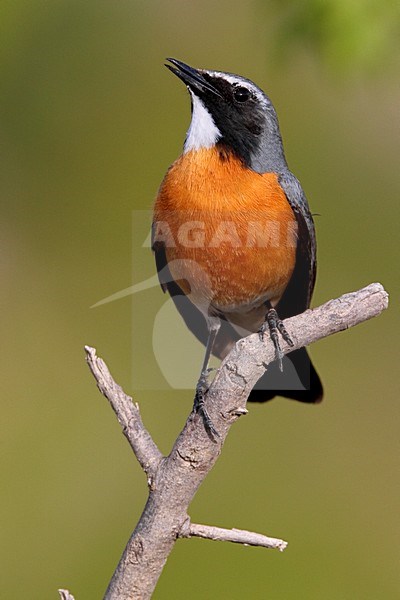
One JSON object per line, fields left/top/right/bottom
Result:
{"left": 259, "top": 308, "right": 294, "bottom": 371}
{"left": 193, "top": 372, "right": 220, "bottom": 441}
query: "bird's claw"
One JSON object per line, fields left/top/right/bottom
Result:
{"left": 194, "top": 375, "right": 220, "bottom": 440}
{"left": 259, "top": 308, "right": 294, "bottom": 371}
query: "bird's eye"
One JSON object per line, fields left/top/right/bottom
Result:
{"left": 233, "top": 86, "right": 251, "bottom": 103}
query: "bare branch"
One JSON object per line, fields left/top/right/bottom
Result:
{"left": 85, "top": 346, "right": 163, "bottom": 479}
{"left": 58, "top": 590, "right": 75, "bottom": 600}
{"left": 63, "top": 283, "right": 387, "bottom": 599}
{"left": 207, "top": 282, "right": 389, "bottom": 426}
{"left": 180, "top": 521, "right": 288, "bottom": 551}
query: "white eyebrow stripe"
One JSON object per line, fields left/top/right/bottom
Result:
{"left": 203, "top": 70, "right": 269, "bottom": 109}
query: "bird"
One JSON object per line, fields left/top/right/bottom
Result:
{"left": 152, "top": 58, "right": 323, "bottom": 435}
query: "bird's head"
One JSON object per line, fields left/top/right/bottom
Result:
{"left": 165, "top": 58, "right": 287, "bottom": 173}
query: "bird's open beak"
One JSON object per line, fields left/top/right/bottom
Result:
{"left": 165, "top": 58, "right": 222, "bottom": 98}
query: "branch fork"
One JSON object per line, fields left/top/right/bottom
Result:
{"left": 60, "top": 282, "right": 388, "bottom": 600}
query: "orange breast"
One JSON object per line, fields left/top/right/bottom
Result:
{"left": 153, "top": 147, "right": 297, "bottom": 313}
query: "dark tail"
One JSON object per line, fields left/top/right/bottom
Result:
{"left": 158, "top": 288, "right": 323, "bottom": 404}
{"left": 248, "top": 347, "right": 323, "bottom": 404}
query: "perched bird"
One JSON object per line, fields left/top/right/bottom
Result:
{"left": 153, "top": 58, "right": 323, "bottom": 434}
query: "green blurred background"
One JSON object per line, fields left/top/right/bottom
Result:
{"left": 1, "top": 1, "right": 399, "bottom": 598}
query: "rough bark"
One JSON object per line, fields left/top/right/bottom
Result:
{"left": 60, "top": 283, "right": 388, "bottom": 600}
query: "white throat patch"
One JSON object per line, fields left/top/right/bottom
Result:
{"left": 184, "top": 92, "right": 221, "bottom": 153}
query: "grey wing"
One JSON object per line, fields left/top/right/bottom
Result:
{"left": 246, "top": 172, "right": 323, "bottom": 404}
{"left": 276, "top": 171, "right": 317, "bottom": 317}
